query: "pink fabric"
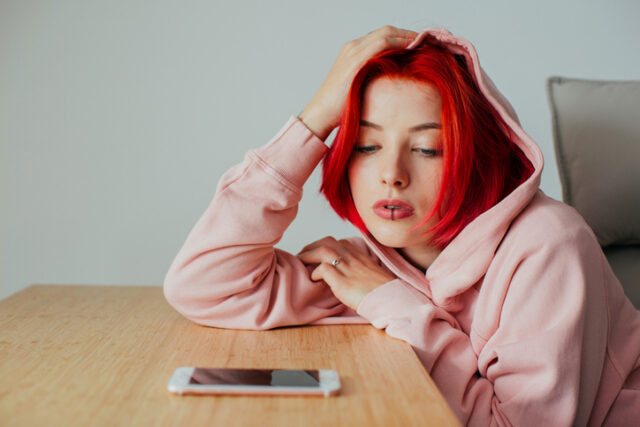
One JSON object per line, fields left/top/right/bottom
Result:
{"left": 164, "top": 29, "right": 640, "bottom": 426}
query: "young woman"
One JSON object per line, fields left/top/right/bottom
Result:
{"left": 164, "top": 26, "right": 640, "bottom": 425}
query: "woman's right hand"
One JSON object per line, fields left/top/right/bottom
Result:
{"left": 298, "top": 25, "right": 419, "bottom": 140}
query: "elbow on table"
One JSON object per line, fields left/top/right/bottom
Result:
{"left": 161, "top": 257, "right": 283, "bottom": 329}
{"left": 163, "top": 274, "right": 215, "bottom": 326}
{"left": 162, "top": 267, "right": 202, "bottom": 319}
{"left": 163, "top": 269, "right": 185, "bottom": 310}
{"left": 162, "top": 268, "right": 252, "bottom": 329}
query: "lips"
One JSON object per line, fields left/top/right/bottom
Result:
{"left": 373, "top": 199, "right": 415, "bottom": 220}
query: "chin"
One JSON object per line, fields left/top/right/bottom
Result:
{"left": 367, "top": 228, "right": 412, "bottom": 249}
{"left": 363, "top": 216, "right": 434, "bottom": 249}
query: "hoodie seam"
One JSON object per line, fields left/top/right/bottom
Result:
{"left": 601, "top": 252, "right": 624, "bottom": 380}
{"left": 471, "top": 327, "right": 491, "bottom": 348}
{"left": 215, "top": 158, "right": 254, "bottom": 196}
{"left": 248, "top": 151, "right": 303, "bottom": 196}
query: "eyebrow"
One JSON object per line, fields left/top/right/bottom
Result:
{"left": 359, "top": 119, "right": 441, "bottom": 132}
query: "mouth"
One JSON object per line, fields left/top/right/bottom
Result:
{"left": 372, "top": 199, "right": 415, "bottom": 220}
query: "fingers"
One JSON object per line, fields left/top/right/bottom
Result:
{"left": 360, "top": 25, "right": 418, "bottom": 49}
{"left": 339, "top": 26, "right": 418, "bottom": 69}
{"left": 298, "top": 236, "right": 364, "bottom": 275}
{"left": 345, "top": 25, "right": 417, "bottom": 54}
{"left": 299, "top": 236, "right": 357, "bottom": 254}
{"left": 298, "top": 236, "right": 359, "bottom": 261}
{"left": 365, "top": 25, "right": 418, "bottom": 40}
{"left": 335, "top": 238, "right": 367, "bottom": 262}
{"left": 361, "top": 34, "right": 416, "bottom": 57}
{"left": 298, "top": 236, "right": 339, "bottom": 255}
{"left": 298, "top": 243, "right": 346, "bottom": 269}
{"left": 300, "top": 25, "right": 417, "bottom": 140}
{"left": 310, "top": 261, "right": 342, "bottom": 282}
{"left": 298, "top": 235, "right": 396, "bottom": 310}
{"left": 297, "top": 237, "right": 343, "bottom": 282}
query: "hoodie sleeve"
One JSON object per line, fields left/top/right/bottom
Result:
{"left": 163, "top": 115, "right": 364, "bottom": 330}
{"left": 356, "top": 226, "right": 607, "bottom": 426}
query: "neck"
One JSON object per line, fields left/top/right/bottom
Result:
{"left": 397, "top": 244, "right": 442, "bottom": 273}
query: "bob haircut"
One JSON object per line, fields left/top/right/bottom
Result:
{"left": 320, "top": 35, "right": 534, "bottom": 249}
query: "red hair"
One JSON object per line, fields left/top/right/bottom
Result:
{"left": 320, "top": 36, "right": 534, "bottom": 249}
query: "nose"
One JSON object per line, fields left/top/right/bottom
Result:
{"left": 379, "top": 151, "right": 409, "bottom": 188}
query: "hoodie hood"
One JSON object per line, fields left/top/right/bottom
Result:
{"left": 359, "top": 28, "right": 544, "bottom": 309}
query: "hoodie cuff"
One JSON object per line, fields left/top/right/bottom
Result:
{"left": 251, "top": 115, "right": 329, "bottom": 190}
{"left": 356, "top": 279, "right": 429, "bottom": 326}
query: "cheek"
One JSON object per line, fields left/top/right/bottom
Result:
{"left": 415, "top": 163, "right": 444, "bottom": 206}
{"left": 347, "top": 161, "right": 371, "bottom": 206}
{"left": 423, "top": 168, "right": 442, "bottom": 192}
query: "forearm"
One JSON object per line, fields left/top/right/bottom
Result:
{"left": 357, "top": 279, "right": 592, "bottom": 426}
{"left": 163, "top": 115, "right": 336, "bottom": 328}
{"left": 297, "top": 107, "right": 333, "bottom": 141}
{"left": 356, "top": 280, "right": 500, "bottom": 425}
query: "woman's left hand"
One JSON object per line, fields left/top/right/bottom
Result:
{"left": 297, "top": 236, "right": 397, "bottom": 311}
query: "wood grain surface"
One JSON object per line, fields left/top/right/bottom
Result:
{"left": 0, "top": 285, "right": 460, "bottom": 426}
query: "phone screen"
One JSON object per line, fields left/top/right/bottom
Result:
{"left": 189, "top": 368, "right": 321, "bottom": 388}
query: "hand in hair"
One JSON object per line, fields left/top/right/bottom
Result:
{"left": 298, "top": 25, "right": 418, "bottom": 141}
{"left": 297, "top": 236, "right": 396, "bottom": 311}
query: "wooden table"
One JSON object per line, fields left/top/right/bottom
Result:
{"left": 0, "top": 285, "right": 460, "bottom": 426}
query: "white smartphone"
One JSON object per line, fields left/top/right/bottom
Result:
{"left": 167, "top": 367, "right": 341, "bottom": 397}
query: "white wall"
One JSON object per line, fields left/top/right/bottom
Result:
{"left": 1, "top": 0, "right": 639, "bottom": 300}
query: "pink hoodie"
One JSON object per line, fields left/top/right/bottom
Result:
{"left": 164, "top": 29, "right": 640, "bottom": 425}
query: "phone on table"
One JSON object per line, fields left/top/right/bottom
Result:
{"left": 167, "top": 367, "right": 341, "bottom": 397}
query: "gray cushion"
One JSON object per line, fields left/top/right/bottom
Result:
{"left": 547, "top": 77, "right": 640, "bottom": 247}
{"left": 604, "top": 246, "right": 640, "bottom": 308}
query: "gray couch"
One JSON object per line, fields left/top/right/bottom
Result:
{"left": 547, "top": 77, "right": 640, "bottom": 309}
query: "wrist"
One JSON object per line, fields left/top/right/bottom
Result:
{"left": 297, "top": 108, "right": 332, "bottom": 141}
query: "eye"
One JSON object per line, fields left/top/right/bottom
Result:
{"left": 354, "top": 145, "right": 378, "bottom": 154}
{"left": 413, "top": 148, "right": 440, "bottom": 157}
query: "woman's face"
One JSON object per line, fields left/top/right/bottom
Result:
{"left": 347, "top": 77, "right": 443, "bottom": 264}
